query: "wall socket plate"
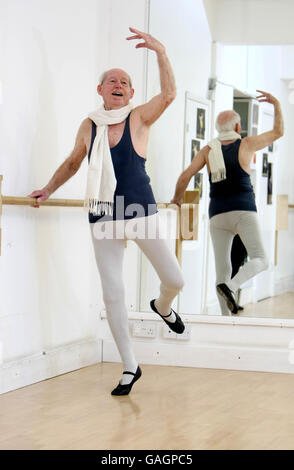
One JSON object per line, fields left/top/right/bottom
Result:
{"left": 162, "top": 323, "right": 191, "bottom": 340}
{"left": 132, "top": 321, "right": 157, "bottom": 338}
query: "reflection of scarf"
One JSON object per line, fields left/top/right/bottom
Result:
{"left": 207, "top": 131, "right": 241, "bottom": 183}
{"left": 84, "top": 103, "right": 133, "bottom": 215}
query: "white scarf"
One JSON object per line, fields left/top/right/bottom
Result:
{"left": 207, "top": 131, "right": 241, "bottom": 183}
{"left": 84, "top": 102, "right": 133, "bottom": 215}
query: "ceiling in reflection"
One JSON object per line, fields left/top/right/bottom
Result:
{"left": 203, "top": 0, "right": 294, "bottom": 45}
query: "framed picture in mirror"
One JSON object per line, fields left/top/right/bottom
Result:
{"left": 196, "top": 108, "right": 206, "bottom": 139}
{"left": 191, "top": 139, "right": 200, "bottom": 161}
{"left": 262, "top": 153, "right": 268, "bottom": 176}
{"left": 194, "top": 172, "right": 203, "bottom": 198}
{"left": 267, "top": 163, "right": 273, "bottom": 204}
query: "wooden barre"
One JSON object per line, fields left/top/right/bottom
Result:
{"left": 1, "top": 196, "right": 197, "bottom": 209}
{"left": 1, "top": 195, "right": 84, "bottom": 207}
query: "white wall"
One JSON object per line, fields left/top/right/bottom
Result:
{"left": 216, "top": 45, "right": 283, "bottom": 94}
{"left": 0, "top": 0, "right": 105, "bottom": 365}
{"left": 275, "top": 80, "right": 294, "bottom": 289}
{"left": 280, "top": 46, "right": 294, "bottom": 79}
{"left": 146, "top": 0, "right": 211, "bottom": 202}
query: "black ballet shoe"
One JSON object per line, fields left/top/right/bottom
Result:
{"left": 217, "top": 283, "right": 238, "bottom": 314}
{"left": 111, "top": 366, "right": 142, "bottom": 396}
{"left": 231, "top": 305, "right": 243, "bottom": 315}
{"left": 230, "top": 304, "right": 244, "bottom": 314}
{"left": 150, "top": 299, "right": 185, "bottom": 334}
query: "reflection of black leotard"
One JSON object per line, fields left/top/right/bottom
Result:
{"left": 231, "top": 234, "right": 248, "bottom": 278}
{"left": 88, "top": 113, "right": 157, "bottom": 223}
{"left": 209, "top": 140, "right": 257, "bottom": 219}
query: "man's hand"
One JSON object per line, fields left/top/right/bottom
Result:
{"left": 239, "top": 89, "right": 284, "bottom": 166}
{"left": 126, "top": 27, "right": 175, "bottom": 127}
{"left": 27, "top": 188, "right": 50, "bottom": 208}
{"left": 256, "top": 90, "right": 280, "bottom": 105}
{"left": 126, "top": 27, "right": 165, "bottom": 55}
{"left": 170, "top": 197, "right": 183, "bottom": 207}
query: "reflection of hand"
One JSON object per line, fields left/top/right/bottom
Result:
{"left": 170, "top": 198, "right": 183, "bottom": 207}
{"left": 27, "top": 188, "right": 50, "bottom": 208}
{"left": 126, "top": 27, "right": 165, "bottom": 55}
{"left": 256, "top": 90, "right": 279, "bottom": 105}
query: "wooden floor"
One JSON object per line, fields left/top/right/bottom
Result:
{"left": 1, "top": 362, "right": 294, "bottom": 450}
{"left": 239, "top": 291, "right": 294, "bottom": 319}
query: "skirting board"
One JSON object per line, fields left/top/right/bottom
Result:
{"left": 102, "top": 320, "right": 294, "bottom": 374}
{"left": 0, "top": 338, "right": 102, "bottom": 395}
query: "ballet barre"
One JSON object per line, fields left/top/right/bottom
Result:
{"left": 0, "top": 175, "right": 199, "bottom": 262}
{"left": 158, "top": 191, "right": 199, "bottom": 263}
{"left": 275, "top": 195, "right": 293, "bottom": 265}
{"left": 1, "top": 195, "right": 84, "bottom": 207}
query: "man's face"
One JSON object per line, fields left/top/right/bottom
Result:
{"left": 97, "top": 69, "right": 134, "bottom": 110}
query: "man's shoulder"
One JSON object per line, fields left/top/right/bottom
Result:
{"left": 129, "top": 105, "right": 150, "bottom": 127}
{"left": 130, "top": 105, "right": 142, "bottom": 116}
{"left": 239, "top": 136, "right": 253, "bottom": 153}
{"left": 129, "top": 105, "right": 145, "bottom": 126}
{"left": 78, "top": 117, "right": 93, "bottom": 137}
{"left": 81, "top": 117, "right": 93, "bottom": 129}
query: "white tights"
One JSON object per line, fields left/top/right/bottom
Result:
{"left": 210, "top": 211, "right": 268, "bottom": 315}
{"left": 90, "top": 214, "right": 184, "bottom": 378}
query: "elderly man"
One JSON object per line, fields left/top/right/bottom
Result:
{"left": 29, "top": 28, "right": 185, "bottom": 395}
{"left": 171, "top": 90, "right": 284, "bottom": 315}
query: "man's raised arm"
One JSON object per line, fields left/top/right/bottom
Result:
{"left": 127, "top": 27, "right": 176, "bottom": 126}
{"left": 242, "top": 90, "right": 284, "bottom": 155}
{"left": 171, "top": 147, "right": 208, "bottom": 206}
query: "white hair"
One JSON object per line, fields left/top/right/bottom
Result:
{"left": 99, "top": 69, "right": 133, "bottom": 88}
{"left": 216, "top": 111, "right": 241, "bottom": 133}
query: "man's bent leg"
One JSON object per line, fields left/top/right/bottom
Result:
{"left": 227, "top": 211, "right": 268, "bottom": 293}
{"left": 134, "top": 216, "right": 184, "bottom": 321}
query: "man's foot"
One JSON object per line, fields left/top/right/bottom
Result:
{"left": 111, "top": 366, "right": 142, "bottom": 396}
{"left": 217, "top": 283, "right": 238, "bottom": 314}
{"left": 150, "top": 299, "right": 185, "bottom": 334}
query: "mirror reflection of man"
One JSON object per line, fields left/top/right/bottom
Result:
{"left": 171, "top": 90, "right": 284, "bottom": 315}
{"left": 28, "top": 28, "right": 185, "bottom": 395}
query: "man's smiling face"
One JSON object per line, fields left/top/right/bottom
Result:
{"left": 97, "top": 69, "right": 134, "bottom": 110}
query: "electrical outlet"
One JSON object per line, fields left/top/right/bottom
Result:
{"left": 162, "top": 326, "right": 177, "bottom": 339}
{"left": 175, "top": 324, "right": 192, "bottom": 340}
{"left": 132, "top": 321, "right": 157, "bottom": 338}
{"left": 162, "top": 323, "right": 191, "bottom": 341}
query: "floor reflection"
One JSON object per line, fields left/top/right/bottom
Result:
{"left": 239, "top": 292, "right": 294, "bottom": 319}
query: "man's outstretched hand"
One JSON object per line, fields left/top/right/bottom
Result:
{"left": 126, "top": 27, "right": 165, "bottom": 55}
{"left": 256, "top": 90, "right": 280, "bottom": 105}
